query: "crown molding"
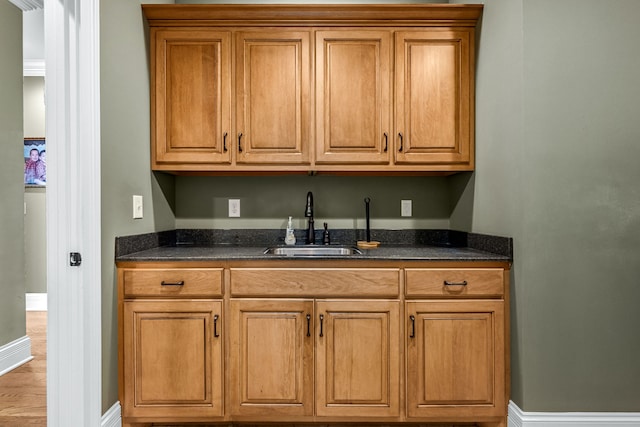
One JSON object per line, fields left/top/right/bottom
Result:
{"left": 8, "top": 0, "right": 43, "bottom": 12}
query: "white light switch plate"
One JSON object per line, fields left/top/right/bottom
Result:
{"left": 401, "top": 199, "right": 412, "bottom": 217}
{"left": 133, "top": 195, "right": 143, "bottom": 219}
{"left": 229, "top": 199, "right": 241, "bottom": 217}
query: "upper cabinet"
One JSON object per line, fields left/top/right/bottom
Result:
{"left": 152, "top": 29, "right": 232, "bottom": 168}
{"left": 235, "top": 30, "right": 311, "bottom": 166}
{"left": 315, "top": 30, "right": 392, "bottom": 165}
{"left": 143, "top": 5, "right": 482, "bottom": 174}
{"left": 395, "top": 30, "right": 473, "bottom": 165}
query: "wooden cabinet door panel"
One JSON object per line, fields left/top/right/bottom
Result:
{"left": 395, "top": 30, "right": 473, "bottom": 166}
{"left": 406, "top": 300, "right": 505, "bottom": 418}
{"left": 229, "top": 299, "right": 314, "bottom": 417}
{"left": 153, "top": 29, "right": 231, "bottom": 166}
{"left": 235, "top": 31, "right": 311, "bottom": 164}
{"left": 122, "top": 300, "right": 223, "bottom": 418}
{"left": 316, "top": 300, "right": 400, "bottom": 418}
{"left": 316, "top": 31, "right": 391, "bottom": 164}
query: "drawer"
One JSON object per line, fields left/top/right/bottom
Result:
{"left": 230, "top": 268, "right": 400, "bottom": 297}
{"left": 405, "top": 268, "right": 504, "bottom": 298}
{"left": 123, "top": 268, "right": 223, "bottom": 298}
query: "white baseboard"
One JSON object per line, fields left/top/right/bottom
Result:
{"left": 26, "top": 292, "right": 48, "bottom": 311}
{"left": 509, "top": 401, "right": 640, "bottom": 427}
{"left": 101, "top": 401, "right": 121, "bottom": 427}
{"left": 0, "top": 335, "right": 34, "bottom": 376}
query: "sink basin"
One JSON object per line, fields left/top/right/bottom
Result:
{"left": 264, "top": 245, "right": 363, "bottom": 256}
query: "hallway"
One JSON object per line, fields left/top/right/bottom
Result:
{"left": 0, "top": 311, "right": 46, "bottom": 426}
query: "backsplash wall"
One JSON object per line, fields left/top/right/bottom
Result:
{"left": 175, "top": 175, "right": 452, "bottom": 230}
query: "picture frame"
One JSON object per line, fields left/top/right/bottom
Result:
{"left": 24, "top": 137, "right": 46, "bottom": 187}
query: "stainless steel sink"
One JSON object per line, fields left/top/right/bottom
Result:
{"left": 263, "top": 245, "right": 363, "bottom": 256}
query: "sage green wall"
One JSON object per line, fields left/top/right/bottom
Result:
{"left": 0, "top": 0, "right": 26, "bottom": 345}
{"left": 175, "top": 176, "right": 451, "bottom": 230}
{"left": 100, "top": 0, "right": 176, "bottom": 412}
{"left": 451, "top": 0, "right": 640, "bottom": 411}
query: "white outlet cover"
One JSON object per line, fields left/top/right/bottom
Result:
{"left": 229, "top": 199, "right": 241, "bottom": 217}
{"left": 401, "top": 199, "right": 412, "bottom": 217}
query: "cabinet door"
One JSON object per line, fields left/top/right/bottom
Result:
{"left": 406, "top": 300, "right": 505, "bottom": 419}
{"left": 229, "top": 299, "right": 314, "bottom": 418}
{"left": 235, "top": 31, "right": 311, "bottom": 164}
{"left": 122, "top": 300, "right": 223, "bottom": 419}
{"left": 315, "top": 31, "right": 391, "bottom": 164}
{"left": 316, "top": 300, "right": 400, "bottom": 418}
{"left": 152, "top": 29, "right": 231, "bottom": 168}
{"left": 395, "top": 30, "right": 473, "bottom": 166}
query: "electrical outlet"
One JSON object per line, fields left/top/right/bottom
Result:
{"left": 133, "top": 195, "right": 143, "bottom": 219}
{"left": 401, "top": 199, "right": 412, "bottom": 217}
{"left": 229, "top": 199, "right": 241, "bottom": 217}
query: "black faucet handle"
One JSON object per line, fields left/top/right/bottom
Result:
{"left": 323, "top": 222, "right": 330, "bottom": 245}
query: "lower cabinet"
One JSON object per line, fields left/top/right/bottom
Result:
{"left": 117, "top": 263, "right": 509, "bottom": 426}
{"left": 229, "top": 299, "right": 314, "bottom": 418}
{"left": 405, "top": 300, "right": 505, "bottom": 419}
{"left": 229, "top": 298, "right": 401, "bottom": 419}
{"left": 122, "top": 300, "right": 224, "bottom": 419}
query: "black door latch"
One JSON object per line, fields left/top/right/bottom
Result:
{"left": 70, "top": 252, "right": 82, "bottom": 267}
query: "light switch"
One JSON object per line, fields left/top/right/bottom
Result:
{"left": 133, "top": 195, "right": 143, "bottom": 219}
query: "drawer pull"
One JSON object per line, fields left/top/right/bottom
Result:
{"left": 306, "top": 314, "right": 311, "bottom": 337}
{"left": 319, "top": 314, "right": 324, "bottom": 338}
{"left": 213, "top": 314, "right": 220, "bottom": 338}
{"left": 444, "top": 280, "right": 468, "bottom": 287}
{"left": 409, "top": 315, "right": 416, "bottom": 338}
{"left": 161, "top": 280, "right": 184, "bottom": 286}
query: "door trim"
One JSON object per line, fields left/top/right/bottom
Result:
{"left": 45, "top": 0, "right": 102, "bottom": 425}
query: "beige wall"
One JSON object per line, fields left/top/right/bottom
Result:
{"left": 0, "top": 0, "right": 26, "bottom": 345}
{"left": 24, "top": 76, "right": 47, "bottom": 295}
{"left": 23, "top": 76, "right": 45, "bottom": 137}
{"left": 24, "top": 188, "right": 46, "bottom": 294}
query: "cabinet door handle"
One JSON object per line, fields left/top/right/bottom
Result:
{"left": 383, "top": 132, "right": 388, "bottom": 152}
{"left": 444, "top": 280, "right": 468, "bottom": 287}
{"left": 238, "top": 132, "right": 243, "bottom": 152}
{"left": 213, "top": 314, "right": 220, "bottom": 338}
{"left": 223, "top": 132, "right": 228, "bottom": 152}
{"left": 319, "top": 314, "right": 324, "bottom": 337}
{"left": 409, "top": 315, "right": 415, "bottom": 338}
{"left": 398, "top": 132, "right": 404, "bottom": 152}
{"left": 306, "top": 314, "right": 311, "bottom": 337}
{"left": 160, "top": 281, "right": 184, "bottom": 286}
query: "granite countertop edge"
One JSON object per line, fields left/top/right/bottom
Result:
{"left": 115, "top": 229, "right": 513, "bottom": 263}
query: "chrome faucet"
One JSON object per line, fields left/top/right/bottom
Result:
{"left": 305, "top": 191, "right": 315, "bottom": 244}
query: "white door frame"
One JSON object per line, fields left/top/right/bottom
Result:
{"left": 44, "top": 0, "right": 102, "bottom": 425}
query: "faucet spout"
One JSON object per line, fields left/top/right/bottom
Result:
{"left": 305, "top": 191, "right": 315, "bottom": 244}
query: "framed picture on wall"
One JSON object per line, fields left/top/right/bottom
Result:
{"left": 24, "top": 137, "right": 46, "bottom": 186}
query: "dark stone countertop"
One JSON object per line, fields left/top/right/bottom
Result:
{"left": 115, "top": 229, "right": 512, "bottom": 263}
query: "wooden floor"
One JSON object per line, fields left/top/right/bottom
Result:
{"left": 0, "top": 311, "right": 47, "bottom": 426}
